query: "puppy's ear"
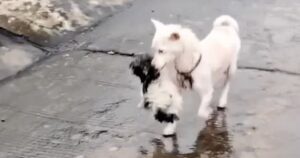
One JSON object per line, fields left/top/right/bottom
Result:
{"left": 129, "top": 60, "right": 147, "bottom": 83}
{"left": 151, "top": 18, "right": 165, "bottom": 30}
{"left": 169, "top": 32, "right": 180, "bottom": 41}
{"left": 129, "top": 60, "right": 137, "bottom": 72}
{"left": 129, "top": 61, "right": 134, "bottom": 69}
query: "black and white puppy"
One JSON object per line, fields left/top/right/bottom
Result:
{"left": 130, "top": 54, "right": 182, "bottom": 136}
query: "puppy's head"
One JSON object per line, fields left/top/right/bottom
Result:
{"left": 150, "top": 19, "right": 184, "bottom": 70}
{"left": 130, "top": 54, "right": 160, "bottom": 84}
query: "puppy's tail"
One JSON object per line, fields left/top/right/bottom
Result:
{"left": 213, "top": 15, "right": 239, "bottom": 33}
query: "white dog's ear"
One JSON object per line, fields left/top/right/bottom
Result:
{"left": 169, "top": 32, "right": 180, "bottom": 41}
{"left": 151, "top": 18, "right": 164, "bottom": 30}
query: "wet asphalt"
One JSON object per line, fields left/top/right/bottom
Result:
{"left": 1, "top": 0, "right": 300, "bottom": 158}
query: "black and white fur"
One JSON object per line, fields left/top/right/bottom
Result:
{"left": 130, "top": 54, "right": 182, "bottom": 136}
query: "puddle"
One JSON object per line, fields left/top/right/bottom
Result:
{"left": 150, "top": 110, "right": 232, "bottom": 158}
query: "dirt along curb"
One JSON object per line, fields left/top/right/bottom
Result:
{"left": 0, "top": 0, "right": 133, "bottom": 83}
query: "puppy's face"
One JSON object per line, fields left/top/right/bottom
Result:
{"left": 151, "top": 19, "right": 184, "bottom": 70}
{"left": 129, "top": 54, "right": 159, "bottom": 84}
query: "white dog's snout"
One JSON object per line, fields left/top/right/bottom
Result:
{"left": 151, "top": 56, "right": 165, "bottom": 70}
{"left": 151, "top": 57, "right": 159, "bottom": 69}
{"left": 150, "top": 59, "right": 156, "bottom": 67}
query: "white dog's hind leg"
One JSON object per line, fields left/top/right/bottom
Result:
{"left": 218, "top": 81, "right": 230, "bottom": 109}
{"left": 218, "top": 62, "right": 237, "bottom": 109}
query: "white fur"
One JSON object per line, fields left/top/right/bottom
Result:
{"left": 151, "top": 15, "right": 241, "bottom": 120}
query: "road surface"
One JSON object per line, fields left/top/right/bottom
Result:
{"left": 0, "top": 0, "right": 300, "bottom": 158}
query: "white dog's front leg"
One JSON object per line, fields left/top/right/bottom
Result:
{"left": 197, "top": 88, "right": 213, "bottom": 118}
{"left": 195, "top": 79, "right": 214, "bottom": 119}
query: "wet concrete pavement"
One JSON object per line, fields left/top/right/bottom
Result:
{"left": 1, "top": 0, "right": 300, "bottom": 158}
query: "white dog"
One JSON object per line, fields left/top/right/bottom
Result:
{"left": 150, "top": 15, "right": 241, "bottom": 134}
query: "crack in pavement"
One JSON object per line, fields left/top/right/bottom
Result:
{"left": 95, "top": 99, "right": 129, "bottom": 115}
{"left": 83, "top": 48, "right": 136, "bottom": 57}
{"left": 0, "top": 28, "right": 53, "bottom": 53}
{"left": 0, "top": 52, "right": 57, "bottom": 87}
{"left": 0, "top": 42, "right": 87, "bottom": 87}
{"left": 0, "top": 37, "right": 299, "bottom": 88}
{"left": 97, "top": 80, "right": 136, "bottom": 90}
{"left": 104, "top": 99, "right": 129, "bottom": 106}
{"left": 0, "top": 104, "right": 83, "bottom": 125}
{"left": 238, "top": 66, "right": 300, "bottom": 77}
{"left": 0, "top": 53, "right": 52, "bottom": 87}
{"left": 84, "top": 49, "right": 300, "bottom": 77}
{"left": 78, "top": 129, "right": 109, "bottom": 140}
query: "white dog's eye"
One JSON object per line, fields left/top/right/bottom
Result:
{"left": 158, "top": 49, "right": 164, "bottom": 54}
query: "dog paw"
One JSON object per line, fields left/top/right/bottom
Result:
{"left": 163, "top": 129, "right": 176, "bottom": 137}
{"left": 198, "top": 108, "right": 213, "bottom": 119}
{"left": 163, "top": 133, "right": 176, "bottom": 138}
{"left": 217, "top": 106, "right": 226, "bottom": 111}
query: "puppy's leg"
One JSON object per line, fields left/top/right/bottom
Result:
{"left": 195, "top": 75, "right": 214, "bottom": 119}
{"left": 163, "top": 92, "right": 182, "bottom": 136}
{"left": 218, "top": 62, "right": 237, "bottom": 109}
{"left": 163, "top": 122, "right": 177, "bottom": 137}
{"left": 137, "top": 90, "right": 144, "bottom": 108}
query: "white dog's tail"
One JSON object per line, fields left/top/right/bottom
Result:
{"left": 213, "top": 15, "right": 239, "bottom": 33}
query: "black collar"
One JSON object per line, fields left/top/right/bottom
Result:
{"left": 175, "top": 54, "right": 202, "bottom": 75}
{"left": 175, "top": 54, "right": 202, "bottom": 89}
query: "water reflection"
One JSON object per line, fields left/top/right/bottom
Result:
{"left": 151, "top": 110, "right": 232, "bottom": 158}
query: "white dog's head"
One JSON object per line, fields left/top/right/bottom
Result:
{"left": 150, "top": 19, "right": 184, "bottom": 70}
